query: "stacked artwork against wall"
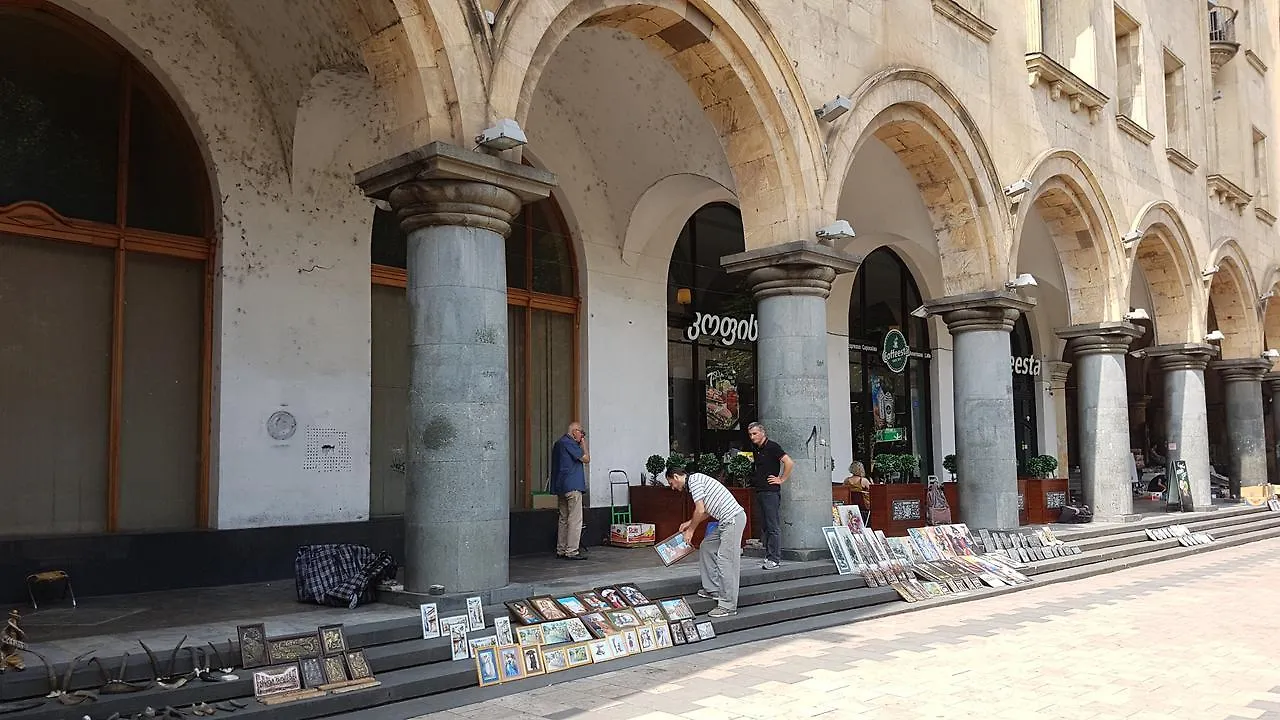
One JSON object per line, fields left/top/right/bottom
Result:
{"left": 821, "top": 522, "right": 1038, "bottom": 603}
{"left": 238, "top": 622, "right": 379, "bottom": 705}
{"left": 421, "top": 584, "right": 715, "bottom": 687}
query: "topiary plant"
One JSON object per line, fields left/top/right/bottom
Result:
{"left": 898, "top": 453, "right": 921, "bottom": 478}
{"left": 1026, "top": 454, "right": 1059, "bottom": 479}
{"left": 943, "top": 454, "right": 958, "bottom": 480}
{"left": 873, "top": 453, "right": 901, "bottom": 481}
{"left": 725, "top": 454, "right": 753, "bottom": 488}
{"left": 665, "top": 452, "right": 688, "bottom": 473}
{"left": 696, "top": 452, "right": 722, "bottom": 477}
{"left": 645, "top": 454, "right": 666, "bottom": 485}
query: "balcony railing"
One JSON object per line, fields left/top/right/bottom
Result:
{"left": 1208, "top": 4, "right": 1238, "bottom": 45}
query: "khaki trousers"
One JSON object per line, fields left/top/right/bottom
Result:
{"left": 556, "top": 491, "right": 583, "bottom": 556}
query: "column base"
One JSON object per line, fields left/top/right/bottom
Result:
{"left": 1089, "top": 513, "right": 1144, "bottom": 524}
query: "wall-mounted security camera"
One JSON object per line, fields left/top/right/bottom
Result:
{"left": 1124, "top": 308, "right": 1150, "bottom": 321}
{"left": 1201, "top": 265, "right": 1220, "bottom": 279}
{"left": 815, "top": 96, "right": 852, "bottom": 123}
{"left": 1205, "top": 329, "right": 1225, "bottom": 341}
{"left": 1005, "top": 273, "right": 1038, "bottom": 289}
{"left": 1260, "top": 290, "right": 1275, "bottom": 302}
{"left": 815, "top": 219, "right": 856, "bottom": 242}
{"left": 1122, "top": 230, "right": 1143, "bottom": 249}
{"left": 910, "top": 305, "right": 929, "bottom": 319}
{"left": 475, "top": 119, "right": 527, "bottom": 151}
{"left": 1002, "top": 179, "right": 1033, "bottom": 200}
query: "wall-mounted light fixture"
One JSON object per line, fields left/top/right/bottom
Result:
{"left": 910, "top": 305, "right": 929, "bottom": 319}
{"left": 1002, "top": 179, "right": 1033, "bottom": 200}
{"left": 815, "top": 96, "right": 852, "bottom": 123}
{"left": 676, "top": 288, "right": 692, "bottom": 305}
{"left": 1121, "top": 230, "right": 1142, "bottom": 250}
{"left": 815, "top": 220, "right": 856, "bottom": 242}
{"left": 475, "top": 119, "right": 527, "bottom": 151}
{"left": 1206, "top": 329, "right": 1225, "bottom": 341}
{"left": 1263, "top": 349, "right": 1280, "bottom": 360}
{"left": 1123, "top": 308, "right": 1150, "bottom": 321}
{"left": 1201, "top": 265, "right": 1220, "bottom": 279}
{"left": 1005, "top": 273, "right": 1038, "bottom": 290}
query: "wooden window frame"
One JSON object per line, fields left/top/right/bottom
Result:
{"left": 370, "top": 199, "right": 581, "bottom": 510}
{"left": 0, "top": 0, "right": 215, "bottom": 532}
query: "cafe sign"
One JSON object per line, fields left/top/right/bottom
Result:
{"left": 1011, "top": 355, "right": 1042, "bottom": 377}
{"left": 881, "top": 329, "right": 910, "bottom": 373}
{"left": 685, "top": 312, "right": 758, "bottom": 346}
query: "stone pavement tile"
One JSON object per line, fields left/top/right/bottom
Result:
{"left": 679, "top": 708, "right": 745, "bottom": 720}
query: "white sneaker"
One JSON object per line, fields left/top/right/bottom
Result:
{"left": 762, "top": 560, "right": 780, "bottom": 570}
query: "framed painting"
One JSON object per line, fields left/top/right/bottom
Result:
{"left": 528, "top": 596, "right": 569, "bottom": 622}
{"left": 266, "top": 632, "right": 322, "bottom": 664}
{"left": 237, "top": 623, "right": 269, "bottom": 669}
{"left": 605, "top": 609, "right": 641, "bottom": 629}
{"left": 504, "top": 599, "right": 543, "bottom": 625}
{"left": 579, "top": 613, "right": 615, "bottom": 639}
{"left": 344, "top": 649, "right": 373, "bottom": 680}
{"left": 616, "top": 584, "right": 651, "bottom": 606}
{"left": 497, "top": 644, "right": 525, "bottom": 682}
{"left": 564, "top": 643, "right": 593, "bottom": 668}
{"left": 561, "top": 617, "right": 594, "bottom": 643}
{"left": 299, "top": 657, "right": 325, "bottom": 689}
{"left": 594, "top": 587, "right": 629, "bottom": 610}
{"left": 541, "top": 646, "right": 570, "bottom": 673}
{"left": 318, "top": 624, "right": 347, "bottom": 656}
{"left": 321, "top": 654, "right": 348, "bottom": 684}
{"left": 252, "top": 663, "right": 302, "bottom": 699}
{"left": 554, "top": 595, "right": 590, "bottom": 616}
{"left": 575, "top": 591, "right": 612, "bottom": 613}
{"left": 657, "top": 598, "right": 695, "bottom": 621}
{"left": 475, "top": 646, "right": 501, "bottom": 687}
{"left": 633, "top": 604, "right": 666, "bottom": 625}
{"left": 515, "top": 624, "right": 545, "bottom": 647}
{"left": 520, "top": 645, "right": 545, "bottom": 677}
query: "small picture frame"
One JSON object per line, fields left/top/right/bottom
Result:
{"left": 658, "top": 598, "right": 695, "bottom": 621}
{"left": 541, "top": 646, "right": 570, "bottom": 673}
{"left": 554, "top": 595, "right": 590, "bottom": 616}
{"left": 344, "top": 649, "right": 373, "bottom": 680}
{"left": 616, "top": 583, "right": 651, "bottom": 606}
{"left": 636, "top": 626, "right": 656, "bottom": 652}
{"left": 252, "top": 663, "right": 302, "bottom": 698}
{"left": 562, "top": 617, "right": 594, "bottom": 643}
{"left": 695, "top": 622, "right": 716, "bottom": 641}
{"left": 321, "top": 654, "right": 348, "bottom": 684}
{"left": 447, "top": 621, "right": 469, "bottom": 662}
{"left": 497, "top": 644, "right": 525, "bottom": 682}
{"left": 237, "top": 623, "right": 269, "bottom": 669}
{"left": 468, "top": 634, "right": 498, "bottom": 659}
{"left": 466, "top": 596, "right": 486, "bottom": 631}
{"left": 669, "top": 622, "right": 687, "bottom": 645}
{"left": 564, "top": 642, "right": 593, "bottom": 668}
{"left": 539, "top": 620, "right": 572, "bottom": 645}
{"left": 515, "top": 624, "right": 545, "bottom": 647}
{"left": 318, "top": 624, "right": 347, "bottom": 656}
{"left": 605, "top": 609, "right": 641, "bottom": 629}
{"left": 652, "top": 623, "right": 673, "bottom": 649}
{"left": 621, "top": 629, "right": 640, "bottom": 655}
{"left": 587, "top": 638, "right": 614, "bottom": 662}
{"left": 607, "top": 633, "right": 629, "bottom": 657}
{"left": 528, "top": 596, "right": 568, "bottom": 621}
{"left": 504, "top": 599, "right": 543, "bottom": 625}
{"left": 579, "top": 612, "right": 615, "bottom": 639}
{"left": 520, "top": 645, "right": 545, "bottom": 676}
{"left": 299, "top": 657, "right": 326, "bottom": 689}
{"left": 632, "top": 604, "right": 666, "bottom": 624}
{"left": 267, "top": 632, "right": 323, "bottom": 664}
{"left": 653, "top": 532, "right": 695, "bottom": 566}
{"left": 493, "top": 616, "right": 514, "bottom": 645}
{"left": 680, "top": 619, "right": 699, "bottom": 642}
{"left": 575, "top": 591, "right": 612, "bottom": 613}
{"left": 474, "top": 646, "right": 501, "bottom": 687}
{"left": 594, "top": 586, "right": 629, "bottom": 609}
{"left": 420, "top": 603, "right": 440, "bottom": 640}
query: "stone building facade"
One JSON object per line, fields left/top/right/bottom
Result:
{"left": 2, "top": 0, "right": 1278, "bottom": 595}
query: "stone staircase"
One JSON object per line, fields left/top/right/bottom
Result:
{"left": 4, "top": 505, "right": 1277, "bottom": 720}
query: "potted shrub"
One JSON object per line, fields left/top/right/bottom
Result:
{"left": 874, "top": 453, "right": 901, "bottom": 483}
{"left": 665, "top": 452, "right": 688, "bottom": 474}
{"left": 696, "top": 452, "right": 723, "bottom": 479}
{"left": 1026, "top": 454, "right": 1058, "bottom": 479}
{"left": 898, "top": 453, "right": 921, "bottom": 482}
{"left": 725, "top": 454, "right": 753, "bottom": 488}
{"left": 645, "top": 454, "right": 666, "bottom": 486}
{"left": 943, "top": 454, "right": 958, "bottom": 482}
{"left": 1023, "top": 454, "right": 1067, "bottom": 524}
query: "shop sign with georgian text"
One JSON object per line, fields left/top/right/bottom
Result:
{"left": 881, "top": 328, "right": 910, "bottom": 373}
{"left": 685, "top": 312, "right": 759, "bottom": 346}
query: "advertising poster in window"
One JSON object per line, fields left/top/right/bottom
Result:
{"left": 870, "top": 373, "right": 895, "bottom": 431}
{"left": 705, "top": 362, "right": 740, "bottom": 431}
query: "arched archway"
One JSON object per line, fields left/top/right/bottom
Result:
{"left": 824, "top": 69, "right": 1005, "bottom": 296}
{"left": 0, "top": 1, "right": 214, "bottom": 534}
{"left": 368, "top": 189, "right": 580, "bottom": 513}
{"left": 1126, "top": 201, "right": 1201, "bottom": 345}
{"left": 490, "top": 0, "right": 823, "bottom": 249}
{"left": 1010, "top": 150, "right": 1125, "bottom": 325}
{"left": 1206, "top": 241, "right": 1262, "bottom": 359}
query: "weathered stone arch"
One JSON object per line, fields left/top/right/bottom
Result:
{"left": 1125, "top": 201, "right": 1201, "bottom": 345}
{"left": 344, "top": 0, "right": 490, "bottom": 150}
{"left": 621, "top": 173, "right": 737, "bottom": 267}
{"left": 1206, "top": 239, "right": 1263, "bottom": 359}
{"left": 489, "top": 0, "right": 823, "bottom": 249}
{"left": 1260, "top": 265, "right": 1280, "bottom": 352}
{"left": 823, "top": 68, "right": 1006, "bottom": 296}
{"left": 1010, "top": 149, "right": 1124, "bottom": 325}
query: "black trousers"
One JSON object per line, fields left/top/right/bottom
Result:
{"left": 754, "top": 490, "right": 781, "bottom": 563}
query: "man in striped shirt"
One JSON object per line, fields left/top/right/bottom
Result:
{"left": 666, "top": 468, "right": 746, "bottom": 617}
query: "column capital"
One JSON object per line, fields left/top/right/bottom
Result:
{"left": 924, "top": 290, "right": 1035, "bottom": 334}
{"left": 1046, "top": 360, "right": 1071, "bottom": 388}
{"left": 1214, "top": 357, "right": 1272, "bottom": 383}
{"left": 1056, "top": 322, "right": 1145, "bottom": 356}
{"left": 1146, "top": 343, "right": 1218, "bottom": 372}
{"left": 1265, "top": 371, "right": 1280, "bottom": 392}
{"left": 355, "top": 141, "right": 556, "bottom": 236}
{"left": 721, "top": 241, "right": 861, "bottom": 299}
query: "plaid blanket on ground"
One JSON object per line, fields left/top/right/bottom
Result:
{"left": 294, "top": 544, "right": 397, "bottom": 608}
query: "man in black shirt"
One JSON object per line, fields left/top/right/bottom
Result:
{"left": 748, "top": 422, "right": 793, "bottom": 569}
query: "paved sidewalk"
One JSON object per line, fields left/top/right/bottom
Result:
{"left": 416, "top": 536, "right": 1280, "bottom": 720}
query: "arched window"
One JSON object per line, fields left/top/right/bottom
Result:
{"left": 0, "top": 2, "right": 213, "bottom": 534}
{"left": 665, "top": 204, "right": 757, "bottom": 457}
{"left": 847, "top": 248, "right": 932, "bottom": 476}
{"left": 369, "top": 197, "right": 579, "bottom": 513}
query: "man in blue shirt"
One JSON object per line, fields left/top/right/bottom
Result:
{"left": 550, "top": 422, "right": 590, "bottom": 560}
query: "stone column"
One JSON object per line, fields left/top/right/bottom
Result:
{"left": 1056, "top": 323, "right": 1143, "bottom": 523}
{"left": 1267, "top": 372, "right": 1280, "bottom": 484}
{"left": 722, "top": 241, "right": 860, "bottom": 557}
{"left": 924, "top": 291, "right": 1035, "bottom": 530}
{"left": 357, "top": 143, "right": 555, "bottom": 593}
{"left": 1129, "top": 394, "right": 1151, "bottom": 456}
{"left": 1146, "top": 344, "right": 1216, "bottom": 510}
{"left": 1213, "top": 358, "right": 1272, "bottom": 495}
{"left": 1045, "top": 361, "right": 1071, "bottom": 476}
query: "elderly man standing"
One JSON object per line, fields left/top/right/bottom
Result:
{"left": 550, "top": 422, "right": 590, "bottom": 560}
{"left": 666, "top": 467, "right": 745, "bottom": 617}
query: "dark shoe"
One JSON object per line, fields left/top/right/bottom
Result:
{"left": 564, "top": 552, "right": 588, "bottom": 561}
{"left": 696, "top": 589, "right": 718, "bottom": 600}
{"left": 707, "top": 607, "right": 737, "bottom": 618}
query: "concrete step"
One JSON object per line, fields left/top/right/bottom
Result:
{"left": 1069, "top": 505, "right": 1270, "bottom": 552}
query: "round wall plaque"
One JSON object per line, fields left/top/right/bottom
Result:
{"left": 267, "top": 410, "right": 297, "bottom": 440}
{"left": 881, "top": 328, "right": 910, "bottom": 374}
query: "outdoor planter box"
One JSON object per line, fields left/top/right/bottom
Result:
{"left": 628, "top": 484, "right": 754, "bottom": 549}
{"left": 1023, "top": 478, "right": 1068, "bottom": 524}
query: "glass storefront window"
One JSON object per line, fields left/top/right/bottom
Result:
{"left": 848, "top": 248, "right": 932, "bottom": 477}
{"left": 666, "top": 204, "right": 757, "bottom": 457}
{"left": 1010, "top": 314, "right": 1038, "bottom": 475}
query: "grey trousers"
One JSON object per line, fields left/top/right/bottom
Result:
{"left": 699, "top": 511, "right": 745, "bottom": 610}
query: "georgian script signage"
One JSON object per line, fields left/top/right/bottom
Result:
{"left": 685, "top": 312, "right": 758, "bottom": 346}
{"left": 881, "top": 329, "right": 910, "bottom": 373}
{"left": 1011, "top": 356, "right": 1042, "bottom": 376}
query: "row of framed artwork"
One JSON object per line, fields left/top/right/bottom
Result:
{"left": 505, "top": 583, "right": 654, "bottom": 623}
{"left": 235, "top": 623, "right": 379, "bottom": 704}
{"left": 475, "top": 619, "right": 716, "bottom": 687}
